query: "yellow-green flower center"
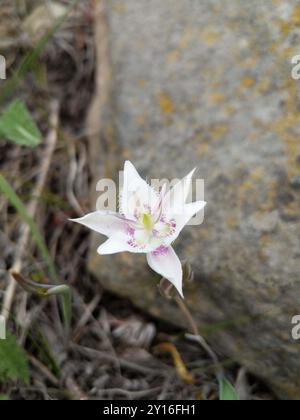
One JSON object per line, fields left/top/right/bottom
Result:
{"left": 141, "top": 212, "right": 154, "bottom": 231}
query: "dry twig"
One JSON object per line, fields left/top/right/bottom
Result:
{"left": 1, "top": 100, "right": 60, "bottom": 319}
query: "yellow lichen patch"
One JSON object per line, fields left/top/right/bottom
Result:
{"left": 277, "top": 19, "right": 292, "bottom": 35}
{"left": 237, "top": 167, "right": 266, "bottom": 208}
{"left": 122, "top": 148, "right": 132, "bottom": 160}
{"left": 197, "top": 228, "right": 211, "bottom": 241}
{"left": 135, "top": 115, "right": 146, "bottom": 126}
{"left": 197, "top": 142, "right": 209, "bottom": 158}
{"left": 255, "top": 20, "right": 300, "bottom": 179}
{"left": 258, "top": 181, "right": 278, "bottom": 214}
{"left": 282, "top": 200, "right": 299, "bottom": 219}
{"left": 193, "top": 124, "right": 229, "bottom": 158}
{"left": 265, "top": 80, "right": 300, "bottom": 178}
{"left": 166, "top": 49, "right": 180, "bottom": 64}
{"left": 207, "top": 124, "right": 229, "bottom": 141}
{"left": 113, "top": 2, "right": 127, "bottom": 14}
{"left": 192, "top": 125, "right": 229, "bottom": 152}
{"left": 284, "top": 135, "right": 300, "bottom": 177}
{"left": 249, "top": 132, "right": 259, "bottom": 143}
{"left": 243, "top": 166, "right": 265, "bottom": 191}
{"left": 158, "top": 92, "right": 175, "bottom": 115}
{"left": 260, "top": 234, "right": 272, "bottom": 248}
{"left": 240, "top": 77, "right": 255, "bottom": 89}
{"left": 179, "top": 27, "right": 195, "bottom": 49}
{"left": 188, "top": 227, "right": 211, "bottom": 243}
{"left": 199, "top": 29, "right": 220, "bottom": 46}
{"left": 276, "top": 3, "right": 300, "bottom": 36}
{"left": 208, "top": 91, "right": 226, "bottom": 104}
{"left": 143, "top": 131, "right": 151, "bottom": 141}
{"left": 185, "top": 59, "right": 195, "bottom": 70}
{"left": 196, "top": 142, "right": 209, "bottom": 158}
{"left": 240, "top": 56, "right": 258, "bottom": 69}
{"left": 292, "top": 4, "right": 300, "bottom": 26}
{"left": 225, "top": 216, "right": 239, "bottom": 228}
{"left": 256, "top": 79, "right": 271, "bottom": 94}
{"left": 176, "top": 121, "right": 187, "bottom": 133}
{"left": 250, "top": 167, "right": 265, "bottom": 182}
{"left": 282, "top": 47, "right": 295, "bottom": 58}
{"left": 225, "top": 105, "right": 236, "bottom": 115}
{"left": 287, "top": 201, "right": 298, "bottom": 212}
{"left": 138, "top": 79, "right": 148, "bottom": 88}
{"left": 103, "top": 125, "right": 119, "bottom": 176}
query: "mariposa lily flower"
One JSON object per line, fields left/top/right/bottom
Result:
{"left": 71, "top": 161, "right": 206, "bottom": 298}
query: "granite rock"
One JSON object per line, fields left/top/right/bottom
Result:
{"left": 87, "top": 0, "right": 300, "bottom": 398}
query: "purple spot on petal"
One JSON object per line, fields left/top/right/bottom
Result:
{"left": 153, "top": 245, "right": 169, "bottom": 257}
{"left": 127, "top": 226, "right": 135, "bottom": 236}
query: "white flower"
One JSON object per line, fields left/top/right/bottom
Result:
{"left": 71, "top": 161, "right": 206, "bottom": 298}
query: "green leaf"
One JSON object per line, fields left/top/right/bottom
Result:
{"left": 0, "top": 395, "right": 9, "bottom": 401}
{"left": 219, "top": 377, "right": 239, "bottom": 401}
{"left": 0, "top": 100, "right": 42, "bottom": 147}
{"left": 0, "top": 333, "right": 29, "bottom": 384}
{"left": 0, "top": 174, "right": 56, "bottom": 278}
{"left": 0, "top": 174, "right": 71, "bottom": 330}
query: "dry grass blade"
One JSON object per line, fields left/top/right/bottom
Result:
{"left": 153, "top": 342, "right": 194, "bottom": 385}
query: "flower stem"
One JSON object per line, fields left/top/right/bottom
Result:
{"left": 174, "top": 295, "right": 224, "bottom": 378}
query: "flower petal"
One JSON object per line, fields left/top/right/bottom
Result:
{"left": 147, "top": 246, "right": 183, "bottom": 297}
{"left": 164, "top": 168, "right": 196, "bottom": 216}
{"left": 97, "top": 236, "right": 132, "bottom": 255}
{"left": 121, "top": 161, "right": 159, "bottom": 219}
{"left": 70, "top": 211, "right": 127, "bottom": 237}
{"left": 127, "top": 227, "right": 162, "bottom": 253}
{"left": 164, "top": 200, "right": 207, "bottom": 245}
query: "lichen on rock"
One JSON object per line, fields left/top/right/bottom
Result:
{"left": 87, "top": 0, "right": 300, "bottom": 398}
